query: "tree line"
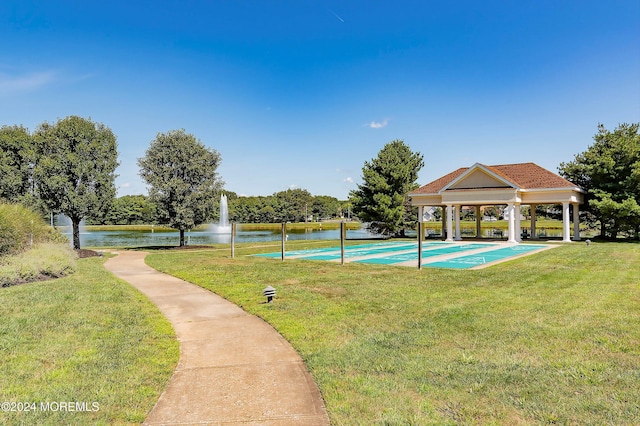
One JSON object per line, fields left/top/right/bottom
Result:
{"left": 223, "top": 190, "right": 348, "bottom": 224}
{"left": 2, "top": 115, "right": 639, "bottom": 248}
{"left": 85, "top": 190, "right": 348, "bottom": 226}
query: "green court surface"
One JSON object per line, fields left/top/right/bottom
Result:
{"left": 422, "top": 244, "right": 549, "bottom": 269}
{"left": 355, "top": 243, "right": 493, "bottom": 265}
{"left": 254, "top": 241, "right": 553, "bottom": 269}
{"left": 254, "top": 242, "right": 413, "bottom": 259}
{"left": 300, "top": 242, "right": 416, "bottom": 261}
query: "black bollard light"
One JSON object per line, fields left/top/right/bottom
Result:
{"left": 263, "top": 286, "right": 276, "bottom": 303}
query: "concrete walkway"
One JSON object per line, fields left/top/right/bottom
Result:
{"left": 104, "top": 251, "right": 329, "bottom": 425}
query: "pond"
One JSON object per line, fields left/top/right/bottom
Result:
{"left": 59, "top": 225, "right": 573, "bottom": 248}
{"left": 61, "top": 226, "right": 380, "bottom": 248}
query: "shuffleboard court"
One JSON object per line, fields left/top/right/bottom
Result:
{"left": 355, "top": 243, "right": 496, "bottom": 265}
{"left": 301, "top": 242, "right": 416, "bottom": 261}
{"left": 254, "top": 241, "right": 555, "bottom": 269}
{"left": 423, "top": 244, "right": 550, "bottom": 269}
{"left": 253, "top": 241, "right": 413, "bottom": 259}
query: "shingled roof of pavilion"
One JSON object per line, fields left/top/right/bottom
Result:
{"left": 412, "top": 162, "right": 581, "bottom": 195}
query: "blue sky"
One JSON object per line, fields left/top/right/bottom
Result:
{"left": 1, "top": 1, "right": 638, "bottom": 199}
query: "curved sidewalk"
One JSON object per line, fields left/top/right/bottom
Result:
{"left": 104, "top": 251, "right": 329, "bottom": 425}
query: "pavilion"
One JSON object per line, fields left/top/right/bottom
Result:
{"left": 409, "top": 163, "right": 585, "bottom": 243}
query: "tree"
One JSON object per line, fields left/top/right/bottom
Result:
{"left": 559, "top": 123, "right": 640, "bottom": 239}
{"left": 349, "top": 139, "right": 424, "bottom": 237}
{"left": 138, "top": 129, "right": 223, "bottom": 246}
{"left": 0, "top": 125, "right": 34, "bottom": 203}
{"left": 99, "top": 195, "right": 157, "bottom": 225}
{"left": 312, "top": 195, "right": 342, "bottom": 220}
{"left": 33, "top": 116, "right": 119, "bottom": 249}
{"left": 274, "top": 188, "right": 313, "bottom": 222}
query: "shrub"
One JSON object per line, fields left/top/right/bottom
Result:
{"left": 0, "top": 203, "right": 75, "bottom": 287}
{"left": 0, "top": 203, "right": 66, "bottom": 257}
{"left": 0, "top": 243, "right": 77, "bottom": 287}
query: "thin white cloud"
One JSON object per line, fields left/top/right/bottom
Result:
{"left": 0, "top": 71, "right": 56, "bottom": 94}
{"left": 343, "top": 177, "right": 354, "bottom": 184}
{"left": 368, "top": 119, "right": 389, "bottom": 129}
{"left": 289, "top": 184, "right": 298, "bottom": 190}
{"left": 336, "top": 168, "right": 352, "bottom": 174}
{"left": 328, "top": 9, "right": 345, "bottom": 23}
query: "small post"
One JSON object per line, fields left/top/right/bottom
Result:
{"left": 417, "top": 221, "right": 423, "bottom": 270}
{"left": 340, "top": 220, "right": 346, "bottom": 265}
{"left": 230, "top": 221, "right": 236, "bottom": 258}
{"left": 281, "top": 222, "right": 286, "bottom": 261}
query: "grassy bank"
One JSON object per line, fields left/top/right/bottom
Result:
{"left": 146, "top": 241, "right": 640, "bottom": 425}
{"left": 234, "top": 221, "right": 361, "bottom": 231}
{"left": 83, "top": 219, "right": 577, "bottom": 235}
{"left": 0, "top": 257, "right": 179, "bottom": 424}
{"left": 421, "top": 219, "right": 589, "bottom": 232}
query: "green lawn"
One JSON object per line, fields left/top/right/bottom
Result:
{"left": 0, "top": 257, "right": 179, "bottom": 425}
{"left": 146, "top": 240, "right": 640, "bottom": 425}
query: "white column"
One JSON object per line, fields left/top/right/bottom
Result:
{"left": 417, "top": 206, "right": 424, "bottom": 241}
{"left": 562, "top": 202, "right": 571, "bottom": 242}
{"left": 515, "top": 203, "right": 522, "bottom": 242}
{"left": 573, "top": 203, "right": 581, "bottom": 241}
{"left": 530, "top": 204, "right": 537, "bottom": 240}
{"left": 454, "top": 205, "right": 462, "bottom": 241}
{"left": 507, "top": 203, "right": 517, "bottom": 243}
{"left": 446, "top": 204, "right": 454, "bottom": 242}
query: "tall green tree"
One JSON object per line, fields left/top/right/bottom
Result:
{"left": 0, "top": 125, "right": 34, "bottom": 203}
{"left": 559, "top": 123, "right": 640, "bottom": 239}
{"left": 138, "top": 129, "right": 223, "bottom": 246}
{"left": 349, "top": 139, "right": 424, "bottom": 237}
{"left": 274, "top": 188, "right": 313, "bottom": 222}
{"left": 312, "top": 195, "right": 342, "bottom": 220}
{"left": 33, "top": 116, "right": 119, "bottom": 249}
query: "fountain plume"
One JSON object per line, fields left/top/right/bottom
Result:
{"left": 209, "top": 194, "right": 231, "bottom": 233}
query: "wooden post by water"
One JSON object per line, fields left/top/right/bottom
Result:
{"left": 418, "top": 221, "right": 423, "bottom": 270}
{"left": 340, "top": 221, "right": 346, "bottom": 265}
{"left": 281, "top": 222, "right": 286, "bottom": 261}
{"left": 231, "top": 221, "right": 236, "bottom": 258}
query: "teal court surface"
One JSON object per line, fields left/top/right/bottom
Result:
{"left": 254, "top": 241, "right": 556, "bottom": 270}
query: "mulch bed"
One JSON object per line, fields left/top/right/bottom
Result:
{"left": 123, "top": 245, "right": 213, "bottom": 251}
{"left": 76, "top": 249, "right": 101, "bottom": 258}
{"left": 167, "top": 245, "right": 211, "bottom": 250}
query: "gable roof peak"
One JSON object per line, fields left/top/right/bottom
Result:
{"left": 443, "top": 163, "right": 516, "bottom": 192}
